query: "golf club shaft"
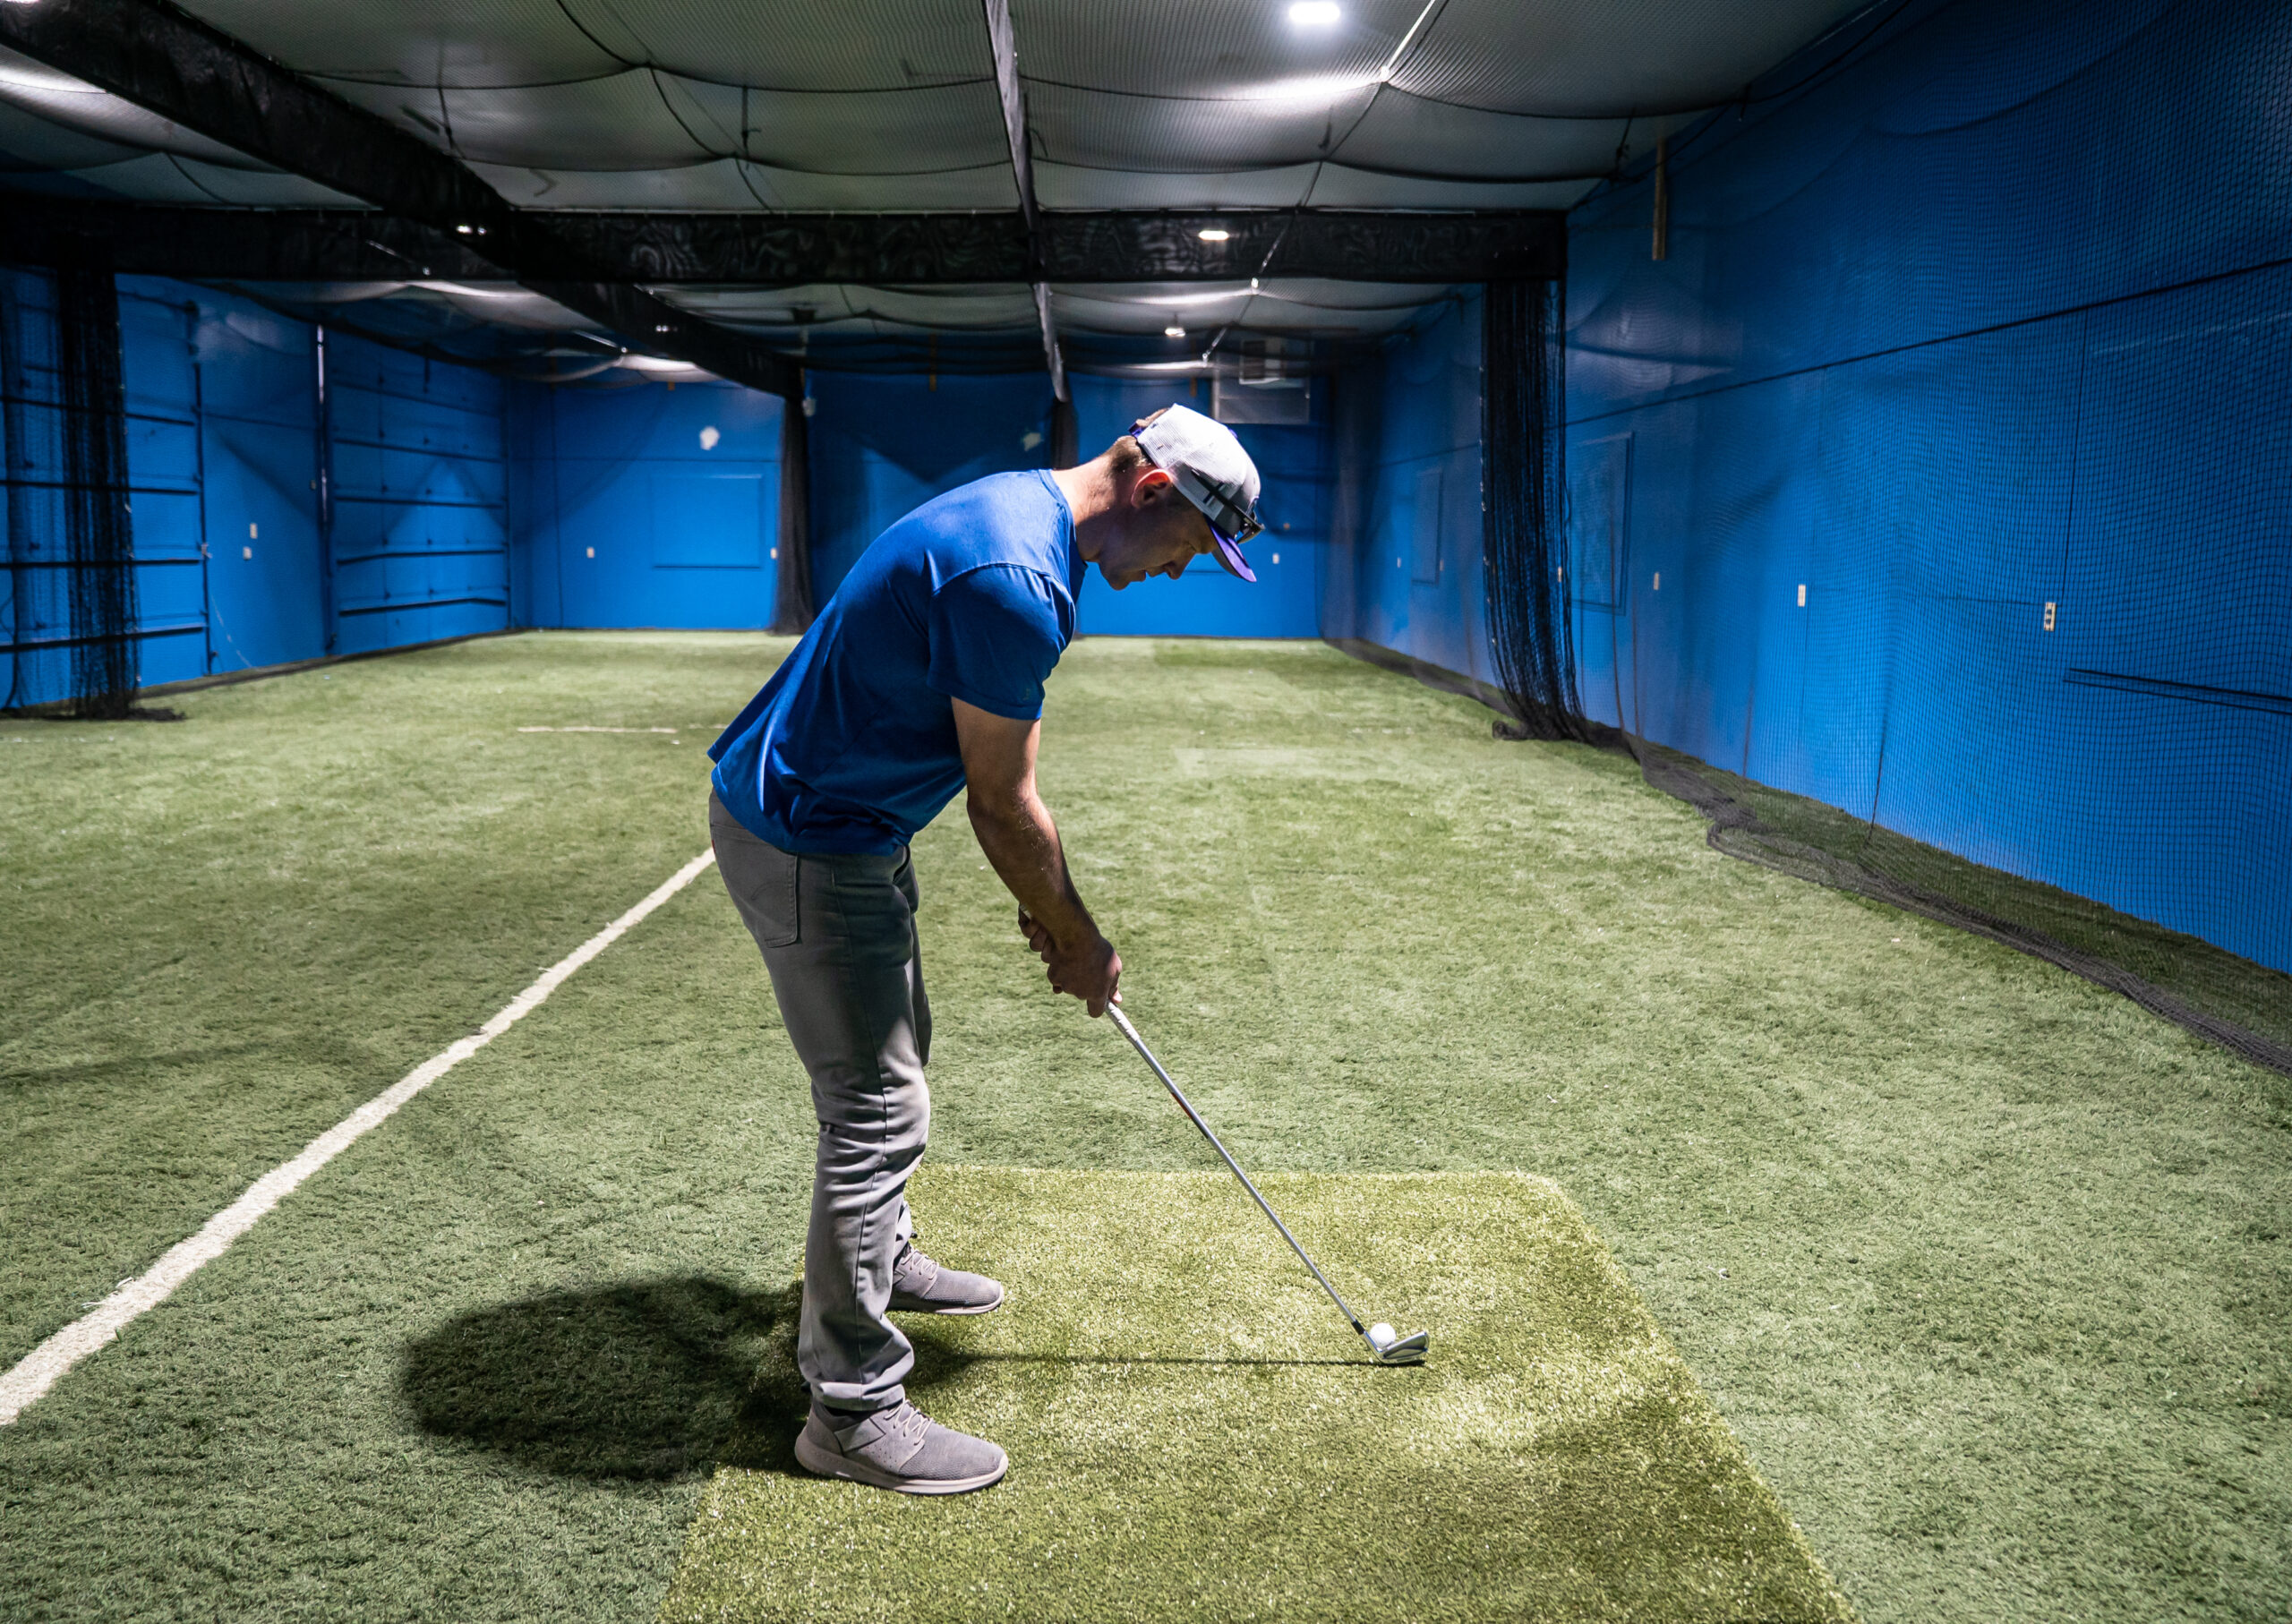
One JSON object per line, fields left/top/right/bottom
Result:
{"left": 1103, "top": 1003, "right": 1367, "bottom": 1337}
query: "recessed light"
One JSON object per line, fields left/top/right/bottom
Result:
{"left": 1289, "top": 1, "right": 1340, "bottom": 23}
{"left": 1164, "top": 324, "right": 1186, "bottom": 338}
{"left": 1198, "top": 227, "right": 1231, "bottom": 243}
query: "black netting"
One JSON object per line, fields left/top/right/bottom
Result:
{"left": 55, "top": 250, "right": 139, "bottom": 721}
{"left": 771, "top": 382, "right": 815, "bottom": 635}
{"left": 1630, "top": 739, "right": 2292, "bottom": 1078}
{"left": 1481, "top": 277, "right": 1588, "bottom": 742}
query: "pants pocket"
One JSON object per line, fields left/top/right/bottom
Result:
{"left": 712, "top": 797, "right": 800, "bottom": 948}
{"left": 745, "top": 850, "right": 800, "bottom": 947}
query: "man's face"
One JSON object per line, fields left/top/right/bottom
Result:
{"left": 1096, "top": 468, "right": 1219, "bottom": 590}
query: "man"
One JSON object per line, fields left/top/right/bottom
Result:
{"left": 707, "top": 404, "right": 1265, "bottom": 1495}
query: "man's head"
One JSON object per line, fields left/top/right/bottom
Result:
{"left": 1086, "top": 406, "right": 1264, "bottom": 591}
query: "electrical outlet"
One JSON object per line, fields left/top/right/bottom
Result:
{"left": 586, "top": 547, "right": 595, "bottom": 559}
{"left": 2044, "top": 602, "right": 2057, "bottom": 631}
{"left": 242, "top": 545, "right": 252, "bottom": 560}
{"left": 1652, "top": 572, "right": 1661, "bottom": 591}
{"left": 1797, "top": 583, "right": 1807, "bottom": 607}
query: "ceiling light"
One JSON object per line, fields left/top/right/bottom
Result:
{"left": 455, "top": 224, "right": 473, "bottom": 234}
{"left": 1289, "top": 1, "right": 1340, "bottom": 23}
{"left": 1198, "top": 227, "right": 1231, "bottom": 243}
{"left": 1164, "top": 324, "right": 1186, "bottom": 338}
{"left": 621, "top": 355, "right": 701, "bottom": 374}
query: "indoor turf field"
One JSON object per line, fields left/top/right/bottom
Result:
{"left": 3, "top": 632, "right": 2288, "bottom": 1622}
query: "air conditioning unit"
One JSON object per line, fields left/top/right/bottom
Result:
{"left": 1239, "top": 338, "right": 1295, "bottom": 386}
{"left": 1212, "top": 375, "right": 1312, "bottom": 424}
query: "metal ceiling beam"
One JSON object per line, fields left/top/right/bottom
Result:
{"left": 1, "top": 201, "right": 1566, "bottom": 286}
{"left": 0, "top": 0, "right": 800, "bottom": 396}
{"left": 981, "top": 0, "right": 1065, "bottom": 401}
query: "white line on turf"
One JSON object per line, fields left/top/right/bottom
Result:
{"left": 0, "top": 848, "right": 719, "bottom": 1428}
{"left": 517, "top": 725, "right": 677, "bottom": 734}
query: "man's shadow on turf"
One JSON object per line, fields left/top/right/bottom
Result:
{"left": 399, "top": 1276, "right": 808, "bottom": 1482}
{"left": 400, "top": 1276, "right": 1350, "bottom": 1483}
{"left": 398, "top": 1276, "right": 996, "bottom": 1482}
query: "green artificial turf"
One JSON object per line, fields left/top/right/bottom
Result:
{"left": 1, "top": 632, "right": 2286, "bottom": 1623}
{"left": 662, "top": 1166, "right": 1856, "bottom": 1624}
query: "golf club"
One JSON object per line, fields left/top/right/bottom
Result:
{"left": 1102, "top": 1002, "right": 1430, "bottom": 1365}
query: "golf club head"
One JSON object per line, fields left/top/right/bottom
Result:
{"left": 1364, "top": 1321, "right": 1431, "bottom": 1364}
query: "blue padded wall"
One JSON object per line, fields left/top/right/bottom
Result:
{"left": 1321, "top": 294, "right": 1494, "bottom": 684}
{"left": 186, "top": 286, "right": 326, "bottom": 675}
{"left": 3, "top": 272, "right": 212, "bottom": 705}
{"left": 1568, "top": 0, "right": 2291, "bottom": 971}
{"left": 805, "top": 370, "right": 1054, "bottom": 605}
{"left": 4, "top": 274, "right": 518, "bottom": 705}
{"left": 508, "top": 379, "right": 783, "bottom": 629}
{"left": 322, "top": 334, "right": 509, "bottom": 655}
{"left": 1070, "top": 375, "right": 1326, "bottom": 638}
{"left": 114, "top": 285, "right": 210, "bottom": 689}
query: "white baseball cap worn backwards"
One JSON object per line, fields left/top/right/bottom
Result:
{"left": 1130, "top": 404, "right": 1265, "bottom": 582}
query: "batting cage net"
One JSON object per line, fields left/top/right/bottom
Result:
{"left": 56, "top": 255, "right": 139, "bottom": 720}
{"left": 2, "top": 254, "right": 148, "bottom": 720}
{"left": 1481, "top": 278, "right": 1589, "bottom": 745}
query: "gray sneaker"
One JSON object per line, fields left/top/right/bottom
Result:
{"left": 889, "top": 1243, "right": 1005, "bottom": 1315}
{"left": 794, "top": 1400, "right": 1008, "bottom": 1495}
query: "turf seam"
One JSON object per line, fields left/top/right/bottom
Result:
{"left": 0, "top": 847, "right": 718, "bottom": 1427}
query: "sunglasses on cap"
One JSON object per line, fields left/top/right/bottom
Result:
{"left": 1129, "top": 415, "right": 1265, "bottom": 549}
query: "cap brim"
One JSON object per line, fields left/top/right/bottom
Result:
{"left": 1210, "top": 528, "right": 1257, "bottom": 583}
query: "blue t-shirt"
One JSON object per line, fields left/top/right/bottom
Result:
{"left": 709, "top": 470, "right": 1084, "bottom": 854}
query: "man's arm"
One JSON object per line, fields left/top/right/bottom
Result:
{"left": 952, "top": 697, "right": 1120, "bottom": 1016}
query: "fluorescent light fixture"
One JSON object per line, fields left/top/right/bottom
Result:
{"left": 415, "top": 281, "right": 526, "bottom": 299}
{"left": 620, "top": 355, "right": 701, "bottom": 374}
{"left": 1198, "top": 227, "right": 1231, "bottom": 242}
{"left": 0, "top": 64, "right": 102, "bottom": 91}
{"left": 1239, "top": 73, "right": 1376, "bottom": 105}
{"left": 1164, "top": 324, "right": 1186, "bottom": 338}
{"left": 1289, "top": 1, "right": 1340, "bottom": 22}
{"left": 1093, "top": 286, "right": 1249, "bottom": 309}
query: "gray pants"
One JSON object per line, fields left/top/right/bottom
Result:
{"left": 709, "top": 791, "right": 929, "bottom": 1414}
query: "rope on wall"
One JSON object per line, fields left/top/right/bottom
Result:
{"left": 1481, "top": 278, "right": 1590, "bottom": 742}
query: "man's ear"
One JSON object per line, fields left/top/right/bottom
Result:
{"left": 1131, "top": 466, "right": 1177, "bottom": 508}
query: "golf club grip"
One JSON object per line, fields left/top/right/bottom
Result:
{"left": 1102, "top": 1004, "right": 1365, "bottom": 1333}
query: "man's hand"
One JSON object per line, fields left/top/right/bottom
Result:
{"left": 954, "top": 697, "right": 1123, "bottom": 1017}
{"left": 1017, "top": 908, "right": 1121, "bottom": 1016}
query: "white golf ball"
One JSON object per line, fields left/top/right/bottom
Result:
{"left": 1369, "top": 1322, "right": 1395, "bottom": 1343}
